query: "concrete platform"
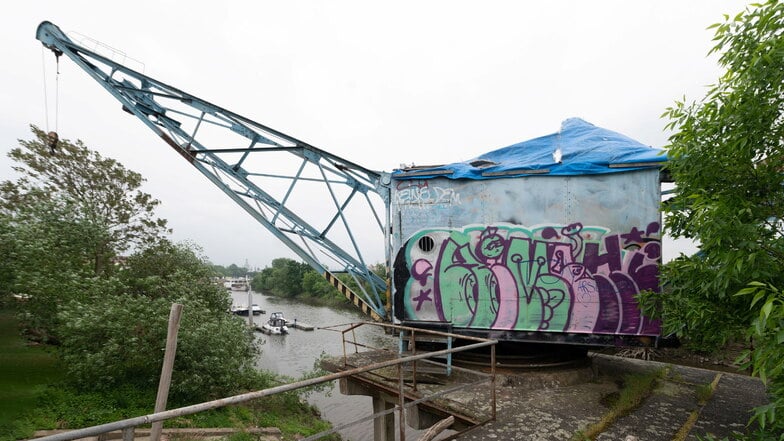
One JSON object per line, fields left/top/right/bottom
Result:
{"left": 323, "top": 351, "right": 769, "bottom": 440}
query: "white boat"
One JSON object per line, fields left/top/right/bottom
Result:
{"left": 223, "top": 277, "right": 250, "bottom": 291}
{"left": 230, "top": 282, "right": 249, "bottom": 291}
{"left": 230, "top": 304, "right": 249, "bottom": 316}
{"left": 231, "top": 304, "right": 265, "bottom": 316}
{"left": 261, "top": 312, "right": 288, "bottom": 335}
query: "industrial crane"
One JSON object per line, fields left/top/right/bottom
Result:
{"left": 36, "top": 21, "right": 391, "bottom": 321}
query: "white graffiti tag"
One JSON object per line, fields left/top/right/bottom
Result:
{"left": 394, "top": 186, "right": 461, "bottom": 205}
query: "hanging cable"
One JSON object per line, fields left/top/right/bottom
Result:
{"left": 41, "top": 46, "right": 49, "bottom": 132}
{"left": 55, "top": 54, "right": 60, "bottom": 133}
{"left": 46, "top": 52, "right": 61, "bottom": 154}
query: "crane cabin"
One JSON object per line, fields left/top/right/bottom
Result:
{"left": 389, "top": 118, "right": 667, "bottom": 346}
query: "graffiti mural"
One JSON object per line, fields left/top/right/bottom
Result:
{"left": 393, "top": 222, "right": 661, "bottom": 335}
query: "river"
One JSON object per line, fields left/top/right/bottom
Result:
{"left": 230, "top": 290, "right": 421, "bottom": 440}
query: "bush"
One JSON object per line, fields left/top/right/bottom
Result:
{"left": 57, "top": 293, "right": 263, "bottom": 404}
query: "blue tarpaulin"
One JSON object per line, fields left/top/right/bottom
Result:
{"left": 393, "top": 118, "right": 667, "bottom": 180}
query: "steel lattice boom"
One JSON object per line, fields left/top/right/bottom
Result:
{"left": 37, "top": 21, "right": 391, "bottom": 319}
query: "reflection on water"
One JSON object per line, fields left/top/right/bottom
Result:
{"left": 230, "top": 290, "right": 403, "bottom": 440}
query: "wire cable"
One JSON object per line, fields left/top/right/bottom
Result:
{"left": 55, "top": 55, "right": 60, "bottom": 132}
{"left": 41, "top": 46, "right": 49, "bottom": 132}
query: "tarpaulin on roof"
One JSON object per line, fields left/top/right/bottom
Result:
{"left": 392, "top": 118, "right": 667, "bottom": 180}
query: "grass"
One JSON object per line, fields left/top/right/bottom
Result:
{"left": 671, "top": 373, "right": 723, "bottom": 441}
{"left": 165, "top": 393, "right": 339, "bottom": 441}
{"left": 0, "top": 306, "right": 64, "bottom": 440}
{"left": 572, "top": 368, "right": 666, "bottom": 441}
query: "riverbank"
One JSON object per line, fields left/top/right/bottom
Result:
{"left": 259, "top": 289, "right": 368, "bottom": 313}
{"left": 0, "top": 306, "right": 339, "bottom": 441}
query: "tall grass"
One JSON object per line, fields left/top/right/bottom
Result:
{"left": 0, "top": 307, "right": 63, "bottom": 440}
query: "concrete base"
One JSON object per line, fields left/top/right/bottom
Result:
{"left": 327, "top": 350, "right": 770, "bottom": 440}
{"left": 406, "top": 404, "right": 445, "bottom": 430}
{"left": 340, "top": 376, "right": 463, "bottom": 440}
{"left": 373, "top": 396, "right": 395, "bottom": 441}
{"left": 495, "top": 359, "right": 594, "bottom": 390}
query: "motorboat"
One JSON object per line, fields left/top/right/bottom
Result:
{"left": 230, "top": 304, "right": 249, "bottom": 316}
{"left": 231, "top": 304, "right": 265, "bottom": 316}
{"left": 230, "top": 281, "right": 249, "bottom": 291}
{"left": 260, "top": 312, "right": 288, "bottom": 335}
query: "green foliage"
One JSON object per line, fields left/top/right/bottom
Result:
{"left": 121, "top": 240, "right": 231, "bottom": 313}
{"left": 734, "top": 283, "right": 784, "bottom": 435}
{"left": 251, "top": 258, "right": 309, "bottom": 297}
{"left": 57, "top": 243, "right": 263, "bottom": 404}
{"left": 1, "top": 126, "right": 169, "bottom": 275}
{"left": 250, "top": 258, "right": 361, "bottom": 308}
{"left": 0, "top": 129, "right": 338, "bottom": 437}
{"left": 248, "top": 392, "right": 337, "bottom": 440}
{"left": 0, "top": 201, "right": 121, "bottom": 342}
{"left": 212, "top": 263, "right": 251, "bottom": 278}
{"left": 9, "top": 383, "right": 337, "bottom": 441}
{"left": 0, "top": 127, "right": 170, "bottom": 341}
{"left": 301, "top": 270, "right": 336, "bottom": 298}
{"left": 643, "top": 1, "right": 784, "bottom": 435}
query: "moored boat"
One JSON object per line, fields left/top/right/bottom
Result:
{"left": 231, "top": 304, "right": 265, "bottom": 316}
{"left": 222, "top": 277, "right": 250, "bottom": 291}
{"left": 260, "top": 312, "right": 288, "bottom": 335}
{"left": 230, "top": 281, "right": 249, "bottom": 291}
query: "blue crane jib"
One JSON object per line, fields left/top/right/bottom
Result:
{"left": 36, "top": 21, "right": 392, "bottom": 321}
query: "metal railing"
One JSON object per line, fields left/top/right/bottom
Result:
{"left": 319, "top": 322, "right": 498, "bottom": 440}
{"left": 30, "top": 322, "right": 497, "bottom": 441}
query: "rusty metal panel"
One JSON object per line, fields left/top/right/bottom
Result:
{"left": 391, "top": 170, "right": 660, "bottom": 246}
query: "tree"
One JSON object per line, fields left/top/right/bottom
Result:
{"left": 0, "top": 126, "right": 169, "bottom": 275}
{"left": 0, "top": 127, "right": 171, "bottom": 341}
{"left": 301, "top": 269, "right": 336, "bottom": 298}
{"left": 649, "top": 1, "right": 784, "bottom": 435}
{"left": 252, "top": 258, "right": 309, "bottom": 297}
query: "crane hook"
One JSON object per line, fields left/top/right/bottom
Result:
{"left": 46, "top": 131, "right": 59, "bottom": 154}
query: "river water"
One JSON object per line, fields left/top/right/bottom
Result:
{"left": 230, "top": 290, "right": 417, "bottom": 440}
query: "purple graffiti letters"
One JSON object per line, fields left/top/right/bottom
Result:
{"left": 476, "top": 228, "right": 519, "bottom": 329}
{"left": 411, "top": 259, "right": 434, "bottom": 311}
{"left": 397, "top": 222, "right": 663, "bottom": 336}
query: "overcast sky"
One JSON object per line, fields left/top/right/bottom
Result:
{"left": 1, "top": 1, "right": 750, "bottom": 268}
